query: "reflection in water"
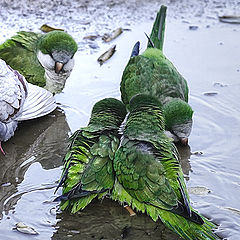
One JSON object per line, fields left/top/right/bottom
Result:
{"left": 188, "top": 90, "right": 240, "bottom": 239}
{"left": 51, "top": 143, "right": 191, "bottom": 240}
{"left": 176, "top": 143, "right": 192, "bottom": 180}
{"left": 53, "top": 199, "right": 181, "bottom": 240}
{"left": 0, "top": 109, "right": 70, "bottom": 239}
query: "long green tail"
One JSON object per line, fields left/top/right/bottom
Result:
{"left": 157, "top": 210, "right": 220, "bottom": 240}
{"left": 147, "top": 5, "right": 167, "bottom": 51}
{"left": 112, "top": 181, "right": 220, "bottom": 240}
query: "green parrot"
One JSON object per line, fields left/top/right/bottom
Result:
{"left": 54, "top": 98, "right": 127, "bottom": 213}
{"left": 120, "top": 5, "right": 193, "bottom": 145}
{"left": 0, "top": 30, "right": 78, "bottom": 94}
{"left": 112, "top": 94, "right": 219, "bottom": 240}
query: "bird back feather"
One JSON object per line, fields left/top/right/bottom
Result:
{"left": 0, "top": 31, "right": 45, "bottom": 87}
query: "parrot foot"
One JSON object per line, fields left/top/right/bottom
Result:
{"left": 124, "top": 205, "right": 136, "bottom": 216}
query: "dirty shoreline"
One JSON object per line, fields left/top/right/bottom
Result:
{"left": 0, "top": 0, "right": 240, "bottom": 239}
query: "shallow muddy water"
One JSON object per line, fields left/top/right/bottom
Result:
{"left": 0, "top": 1, "right": 240, "bottom": 239}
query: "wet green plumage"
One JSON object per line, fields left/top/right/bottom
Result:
{"left": 0, "top": 32, "right": 45, "bottom": 87}
{"left": 55, "top": 98, "right": 127, "bottom": 213}
{"left": 120, "top": 5, "right": 193, "bottom": 142}
{"left": 112, "top": 94, "right": 219, "bottom": 240}
{"left": 0, "top": 30, "right": 78, "bottom": 91}
{"left": 37, "top": 30, "right": 77, "bottom": 55}
{"left": 121, "top": 48, "right": 189, "bottom": 105}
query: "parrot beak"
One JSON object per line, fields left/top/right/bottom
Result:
{"left": 180, "top": 138, "right": 188, "bottom": 145}
{"left": 55, "top": 62, "right": 64, "bottom": 74}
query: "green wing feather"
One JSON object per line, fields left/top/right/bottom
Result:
{"left": 58, "top": 130, "right": 119, "bottom": 213}
{"left": 112, "top": 141, "right": 219, "bottom": 240}
{"left": 112, "top": 95, "right": 219, "bottom": 240}
{"left": 114, "top": 141, "right": 178, "bottom": 210}
{"left": 0, "top": 31, "right": 45, "bottom": 86}
{"left": 121, "top": 48, "right": 188, "bottom": 107}
{"left": 112, "top": 178, "right": 218, "bottom": 240}
{"left": 55, "top": 98, "right": 127, "bottom": 213}
{"left": 121, "top": 5, "right": 188, "bottom": 106}
{"left": 57, "top": 129, "right": 96, "bottom": 193}
{"left": 120, "top": 5, "right": 193, "bottom": 141}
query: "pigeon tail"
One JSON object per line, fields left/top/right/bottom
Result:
{"left": 16, "top": 83, "right": 57, "bottom": 121}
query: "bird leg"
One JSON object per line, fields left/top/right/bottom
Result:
{"left": 124, "top": 204, "right": 136, "bottom": 216}
{"left": 0, "top": 142, "right": 6, "bottom": 155}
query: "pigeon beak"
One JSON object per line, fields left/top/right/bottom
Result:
{"left": 180, "top": 138, "right": 188, "bottom": 145}
{"left": 55, "top": 62, "right": 64, "bottom": 74}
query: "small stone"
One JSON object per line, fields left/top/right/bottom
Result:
{"left": 189, "top": 25, "right": 198, "bottom": 30}
{"left": 14, "top": 222, "right": 39, "bottom": 235}
{"left": 1, "top": 182, "right": 11, "bottom": 187}
{"left": 203, "top": 91, "right": 218, "bottom": 96}
{"left": 213, "top": 82, "right": 228, "bottom": 87}
{"left": 89, "top": 43, "right": 99, "bottom": 49}
{"left": 70, "top": 230, "right": 80, "bottom": 234}
{"left": 188, "top": 186, "right": 211, "bottom": 195}
{"left": 225, "top": 207, "right": 240, "bottom": 215}
{"left": 83, "top": 35, "right": 99, "bottom": 41}
{"left": 191, "top": 151, "right": 203, "bottom": 155}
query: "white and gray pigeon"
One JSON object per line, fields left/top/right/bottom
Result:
{"left": 0, "top": 59, "right": 57, "bottom": 154}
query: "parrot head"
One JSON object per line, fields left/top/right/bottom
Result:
{"left": 129, "top": 93, "right": 163, "bottom": 112}
{"left": 163, "top": 99, "right": 193, "bottom": 145}
{"left": 36, "top": 30, "right": 78, "bottom": 75}
{"left": 86, "top": 98, "right": 127, "bottom": 132}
